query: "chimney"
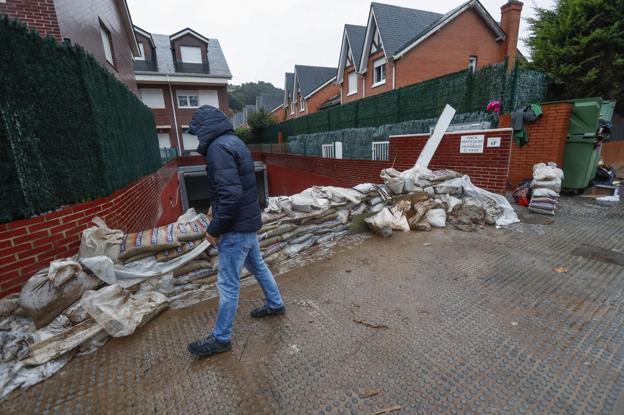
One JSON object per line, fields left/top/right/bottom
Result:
{"left": 499, "top": 1, "right": 523, "bottom": 69}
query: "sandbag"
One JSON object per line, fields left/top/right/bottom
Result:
{"left": 173, "top": 260, "right": 214, "bottom": 277}
{"left": 532, "top": 188, "right": 559, "bottom": 198}
{"left": 353, "top": 183, "right": 377, "bottom": 195}
{"left": 79, "top": 217, "right": 123, "bottom": 261}
{"left": 533, "top": 162, "right": 564, "bottom": 181}
{"left": 424, "top": 169, "right": 461, "bottom": 182}
{"left": 284, "top": 236, "right": 319, "bottom": 256}
{"left": 175, "top": 215, "right": 210, "bottom": 241}
{"left": 365, "top": 206, "right": 410, "bottom": 233}
{"left": 426, "top": 209, "right": 447, "bottom": 228}
{"left": 381, "top": 168, "right": 405, "bottom": 194}
{"left": 155, "top": 239, "right": 205, "bottom": 262}
{"left": 434, "top": 178, "right": 463, "bottom": 195}
{"left": 260, "top": 223, "right": 297, "bottom": 239}
{"left": 531, "top": 179, "right": 561, "bottom": 193}
{"left": 19, "top": 261, "right": 100, "bottom": 328}
{"left": 82, "top": 285, "right": 169, "bottom": 338}
{"left": 408, "top": 200, "right": 440, "bottom": 229}
{"left": 118, "top": 224, "right": 179, "bottom": 260}
{"left": 0, "top": 296, "right": 19, "bottom": 319}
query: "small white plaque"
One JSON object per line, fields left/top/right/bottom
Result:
{"left": 487, "top": 137, "right": 501, "bottom": 147}
{"left": 460, "top": 135, "right": 484, "bottom": 153}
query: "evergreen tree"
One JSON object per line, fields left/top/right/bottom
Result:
{"left": 526, "top": 0, "right": 624, "bottom": 111}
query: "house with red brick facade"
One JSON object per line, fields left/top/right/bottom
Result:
{"left": 285, "top": 65, "right": 339, "bottom": 120}
{"left": 336, "top": 24, "right": 367, "bottom": 104}
{"left": 337, "top": 0, "right": 523, "bottom": 101}
{"left": 133, "top": 27, "right": 232, "bottom": 155}
{"left": 0, "top": 0, "right": 141, "bottom": 91}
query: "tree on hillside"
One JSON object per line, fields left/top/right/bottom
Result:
{"left": 247, "top": 108, "right": 277, "bottom": 142}
{"left": 526, "top": 0, "right": 624, "bottom": 111}
{"left": 228, "top": 81, "right": 284, "bottom": 108}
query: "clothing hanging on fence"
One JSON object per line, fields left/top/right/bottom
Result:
{"left": 511, "top": 103, "right": 543, "bottom": 147}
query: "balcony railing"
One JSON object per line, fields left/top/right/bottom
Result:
{"left": 134, "top": 59, "right": 158, "bottom": 72}
{"left": 174, "top": 61, "right": 210, "bottom": 74}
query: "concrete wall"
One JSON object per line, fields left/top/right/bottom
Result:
{"left": 0, "top": 159, "right": 182, "bottom": 297}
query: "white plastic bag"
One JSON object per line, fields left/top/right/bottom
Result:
{"left": 426, "top": 209, "right": 447, "bottom": 228}
{"left": 461, "top": 176, "right": 519, "bottom": 226}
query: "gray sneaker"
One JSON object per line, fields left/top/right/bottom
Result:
{"left": 187, "top": 334, "right": 231, "bottom": 357}
{"left": 250, "top": 304, "right": 286, "bottom": 318}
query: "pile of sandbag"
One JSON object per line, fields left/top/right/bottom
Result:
{"left": 529, "top": 163, "right": 563, "bottom": 216}
{"left": 365, "top": 167, "right": 519, "bottom": 234}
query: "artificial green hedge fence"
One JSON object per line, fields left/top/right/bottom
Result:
{"left": 257, "top": 62, "right": 549, "bottom": 143}
{"left": 0, "top": 17, "right": 161, "bottom": 223}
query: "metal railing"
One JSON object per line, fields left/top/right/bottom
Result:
{"left": 371, "top": 141, "right": 390, "bottom": 161}
{"left": 174, "top": 61, "right": 210, "bottom": 74}
{"left": 134, "top": 59, "right": 158, "bottom": 72}
{"left": 321, "top": 144, "right": 335, "bottom": 159}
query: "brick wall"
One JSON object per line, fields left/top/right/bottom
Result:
{"left": 0, "top": 0, "right": 62, "bottom": 40}
{"left": 395, "top": 8, "right": 504, "bottom": 88}
{"left": 0, "top": 159, "right": 182, "bottom": 297}
{"left": 253, "top": 129, "right": 513, "bottom": 196}
{"left": 602, "top": 141, "right": 624, "bottom": 173}
{"left": 305, "top": 81, "right": 341, "bottom": 114}
{"left": 500, "top": 102, "right": 573, "bottom": 187}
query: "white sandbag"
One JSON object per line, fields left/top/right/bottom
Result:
{"left": 399, "top": 165, "right": 431, "bottom": 180}
{"left": 82, "top": 285, "right": 169, "bottom": 338}
{"left": 532, "top": 188, "right": 559, "bottom": 198}
{"left": 403, "top": 177, "right": 415, "bottom": 192}
{"left": 369, "top": 202, "right": 386, "bottom": 213}
{"left": 284, "top": 236, "right": 318, "bottom": 257}
{"left": 319, "top": 186, "right": 365, "bottom": 204}
{"left": 79, "top": 217, "right": 123, "bottom": 261}
{"left": 353, "top": 183, "right": 377, "bottom": 194}
{"left": 461, "top": 176, "right": 519, "bottom": 226}
{"left": 290, "top": 188, "right": 330, "bottom": 212}
{"left": 531, "top": 179, "right": 561, "bottom": 193}
{"left": 19, "top": 260, "right": 100, "bottom": 328}
{"left": 426, "top": 209, "right": 447, "bottom": 228}
{"left": 381, "top": 168, "right": 406, "bottom": 194}
{"left": 533, "top": 162, "right": 564, "bottom": 181}
{"left": 365, "top": 206, "right": 410, "bottom": 233}
{"left": 434, "top": 177, "right": 463, "bottom": 195}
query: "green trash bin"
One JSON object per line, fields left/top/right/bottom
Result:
{"left": 561, "top": 98, "right": 616, "bottom": 189}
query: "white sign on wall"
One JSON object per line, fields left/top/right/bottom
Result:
{"left": 487, "top": 137, "right": 501, "bottom": 147}
{"left": 460, "top": 135, "right": 485, "bottom": 153}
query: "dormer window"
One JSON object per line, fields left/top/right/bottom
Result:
{"left": 180, "top": 46, "right": 202, "bottom": 63}
{"left": 136, "top": 42, "right": 145, "bottom": 61}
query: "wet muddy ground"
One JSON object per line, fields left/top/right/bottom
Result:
{"left": 3, "top": 196, "right": 624, "bottom": 414}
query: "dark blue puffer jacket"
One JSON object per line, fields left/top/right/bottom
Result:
{"left": 187, "top": 105, "right": 262, "bottom": 237}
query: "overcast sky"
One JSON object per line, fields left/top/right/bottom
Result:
{"left": 127, "top": 0, "right": 555, "bottom": 88}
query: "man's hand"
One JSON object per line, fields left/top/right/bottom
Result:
{"left": 205, "top": 232, "right": 219, "bottom": 247}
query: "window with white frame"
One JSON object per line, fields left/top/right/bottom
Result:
{"left": 373, "top": 57, "right": 386, "bottom": 86}
{"left": 180, "top": 46, "right": 202, "bottom": 63}
{"left": 321, "top": 143, "right": 335, "bottom": 159}
{"left": 372, "top": 141, "right": 389, "bottom": 161}
{"left": 347, "top": 71, "right": 358, "bottom": 95}
{"left": 468, "top": 56, "right": 477, "bottom": 74}
{"left": 99, "top": 21, "right": 114, "bottom": 66}
{"left": 136, "top": 42, "right": 145, "bottom": 60}
{"left": 177, "top": 90, "right": 199, "bottom": 108}
{"left": 290, "top": 100, "right": 295, "bottom": 115}
{"left": 139, "top": 88, "right": 165, "bottom": 109}
{"left": 299, "top": 95, "right": 305, "bottom": 112}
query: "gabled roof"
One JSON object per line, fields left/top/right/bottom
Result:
{"left": 359, "top": 0, "right": 507, "bottom": 71}
{"left": 336, "top": 24, "right": 366, "bottom": 83}
{"left": 284, "top": 72, "right": 294, "bottom": 105}
{"left": 294, "top": 65, "right": 337, "bottom": 99}
{"left": 394, "top": 0, "right": 506, "bottom": 59}
{"left": 256, "top": 93, "right": 284, "bottom": 113}
{"left": 170, "top": 27, "right": 210, "bottom": 44}
{"left": 139, "top": 32, "right": 231, "bottom": 78}
{"left": 133, "top": 25, "right": 155, "bottom": 48}
{"left": 116, "top": 0, "right": 140, "bottom": 56}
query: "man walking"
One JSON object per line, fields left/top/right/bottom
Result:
{"left": 186, "top": 105, "right": 285, "bottom": 357}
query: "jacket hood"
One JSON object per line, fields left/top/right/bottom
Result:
{"left": 186, "top": 105, "right": 234, "bottom": 155}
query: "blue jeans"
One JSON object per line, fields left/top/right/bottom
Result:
{"left": 212, "top": 232, "right": 284, "bottom": 343}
